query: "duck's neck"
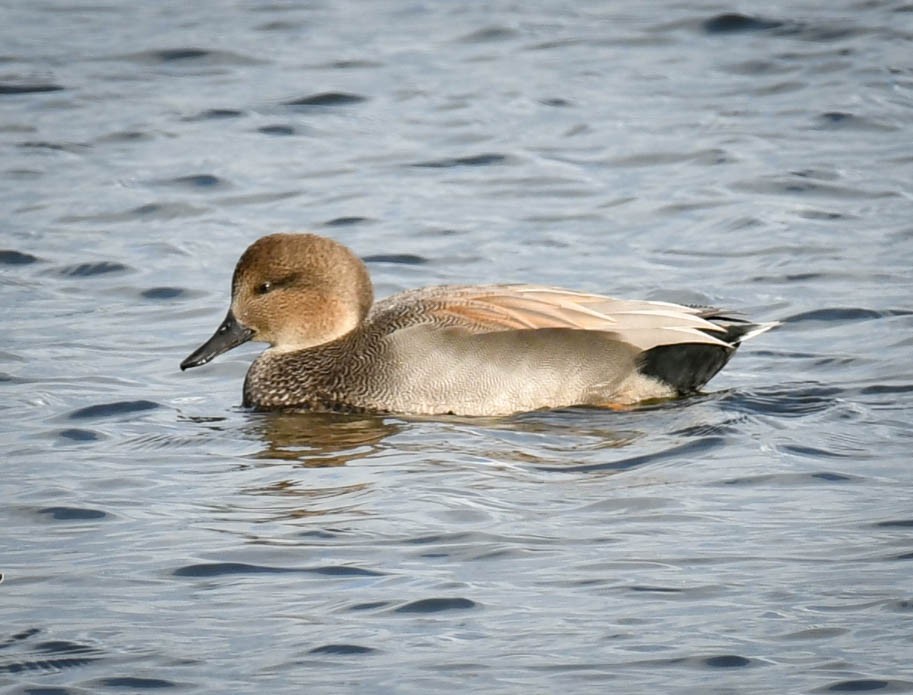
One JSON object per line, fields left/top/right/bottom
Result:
{"left": 241, "top": 335, "right": 366, "bottom": 410}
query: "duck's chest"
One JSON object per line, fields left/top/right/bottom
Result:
{"left": 241, "top": 347, "right": 381, "bottom": 413}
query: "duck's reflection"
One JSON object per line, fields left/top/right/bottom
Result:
{"left": 211, "top": 412, "right": 404, "bottom": 523}
{"left": 247, "top": 410, "right": 402, "bottom": 468}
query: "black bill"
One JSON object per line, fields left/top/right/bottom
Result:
{"left": 180, "top": 309, "right": 254, "bottom": 370}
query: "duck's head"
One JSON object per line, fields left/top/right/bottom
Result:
{"left": 180, "top": 233, "right": 373, "bottom": 370}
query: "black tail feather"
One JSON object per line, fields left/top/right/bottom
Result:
{"left": 697, "top": 313, "right": 755, "bottom": 347}
{"left": 637, "top": 343, "right": 734, "bottom": 395}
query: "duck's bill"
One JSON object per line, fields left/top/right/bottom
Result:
{"left": 180, "top": 310, "right": 254, "bottom": 370}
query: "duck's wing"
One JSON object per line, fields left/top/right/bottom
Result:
{"left": 376, "top": 284, "right": 737, "bottom": 351}
{"left": 361, "top": 285, "right": 778, "bottom": 414}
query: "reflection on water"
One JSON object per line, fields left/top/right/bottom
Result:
{"left": 236, "top": 474, "right": 371, "bottom": 522}
{"left": 247, "top": 411, "right": 403, "bottom": 467}
{"left": 236, "top": 405, "right": 649, "bottom": 473}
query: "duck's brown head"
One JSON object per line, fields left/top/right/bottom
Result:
{"left": 180, "top": 233, "right": 373, "bottom": 370}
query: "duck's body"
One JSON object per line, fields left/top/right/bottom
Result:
{"left": 181, "top": 234, "right": 776, "bottom": 416}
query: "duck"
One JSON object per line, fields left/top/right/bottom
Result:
{"left": 181, "top": 233, "right": 777, "bottom": 416}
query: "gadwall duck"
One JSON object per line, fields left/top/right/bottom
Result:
{"left": 181, "top": 233, "right": 776, "bottom": 416}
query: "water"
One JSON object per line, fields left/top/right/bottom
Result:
{"left": 2, "top": 1, "right": 912, "bottom": 692}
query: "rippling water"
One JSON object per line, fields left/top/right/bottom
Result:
{"left": 3, "top": 1, "right": 912, "bottom": 693}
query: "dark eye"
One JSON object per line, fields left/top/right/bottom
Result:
{"left": 254, "top": 273, "right": 299, "bottom": 296}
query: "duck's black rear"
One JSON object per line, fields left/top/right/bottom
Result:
{"left": 636, "top": 314, "right": 763, "bottom": 395}
{"left": 637, "top": 343, "right": 734, "bottom": 395}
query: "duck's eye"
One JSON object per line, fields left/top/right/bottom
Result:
{"left": 253, "top": 273, "right": 298, "bottom": 296}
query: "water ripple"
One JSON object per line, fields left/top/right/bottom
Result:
{"left": 140, "top": 287, "right": 187, "bottom": 300}
{"left": 363, "top": 253, "right": 428, "bottom": 265}
{"left": 785, "top": 308, "right": 907, "bottom": 323}
{"left": 0, "top": 629, "right": 103, "bottom": 675}
{"left": 0, "top": 82, "right": 64, "bottom": 95}
{"left": 324, "top": 216, "right": 370, "bottom": 227}
{"left": 0, "top": 250, "right": 41, "bottom": 265}
{"left": 37, "top": 506, "right": 107, "bottom": 521}
{"left": 702, "top": 13, "right": 784, "bottom": 34}
{"left": 94, "top": 676, "right": 179, "bottom": 689}
{"left": 184, "top": 108, "right": 245, "bottom": 121}
{"left": 57, "top": 261, "right": 130, "bottom": 277}
{"left": 284, "top": 92, "right": 367, "bottom": 107}
{"left": 172, "top": 562, "right": 383, "bottom": 578}
{"left": 394, "top": 598, "right": 477, "bottom": 613}
{"left": 533, "top": 437, "right": 726, "bottom": 474}
{"left": 121, "top": 48, "right": 263, "bottom": 66}
{"left": 257, "top": 124, "right": 297, "bottom": 136}
{"left": 308, "top": 644, "right": 377, "bottom": 655}
{"left": 68, "top": 400, "right": 159, "bottom": 420}
{"left": 720, "top": 384, "right": 842, "bottom": 417}
{"left": 815, "top": 679, "right": 913, "bottom": 693}
{"left": 412, "top": 153, "right": 510, "bottom": 168}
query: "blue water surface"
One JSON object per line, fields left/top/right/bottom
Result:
{"left": 2, "top": 1, "right": 912, "bottom": 693}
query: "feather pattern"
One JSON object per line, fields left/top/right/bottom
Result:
{"left": 389, "top": 284, "right": 737, "bottom": 350}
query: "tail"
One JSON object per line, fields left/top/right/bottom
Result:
{"left": 699, "top": 313, "right": 780, "bottom": 347}
{"left": 637, "top": 313, "right": 778, "bottom": 395}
